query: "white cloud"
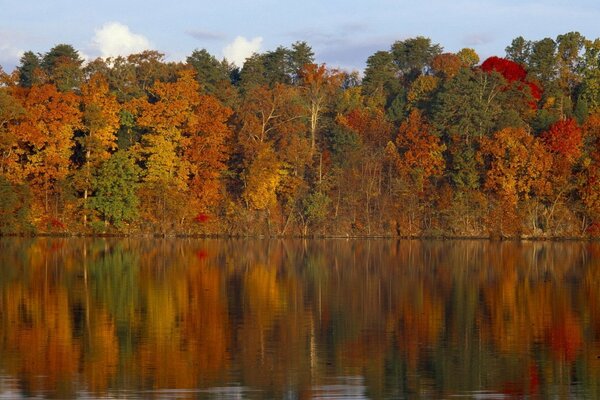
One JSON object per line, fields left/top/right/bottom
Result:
{"left": 222, "top": 36, "right": 262, "bottom": 67}
{"left": 92, "top": 22, "right": 152, "bottom": 58}
{"left": 0, "top": 31, "right": 25, "bottom": 70}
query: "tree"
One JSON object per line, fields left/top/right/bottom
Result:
{"left": 89, "top": 150, "right": 140, "bottom": 229}
{"left": 0, "top": 176, "right": 32, "bottom": 233}
{"left": 528, "top": 38, "right": 558, "bottom": 97}
{"left": 338, "top": 107, "right": 393, "bottom": 150}
{"left": 391, "top": 36, "right": 442, "bottom": 81}
{"left": 406, "top": 75, "right": 439, "bottom": 111}
{"left": 395, "top": 110, "right": 445, "bottom": 190}
{"left": 238, "top": 83, "right": 303, "bottom": 145}
{"left": 299, "top": 63, "right": 343, "bottom": 153}
{"left": 432, "top": 53, "right": 463, "bottom": 79}
{"left": 126, "top": 51, "right": 176, "bottom": 94}
{"left": 76, "top": 73, "right": 120, "bottom": 226}
{"left": 432, "top": 68, "right": 505, "bottom": 144}
{"left": 289, "top": 41, "right": 315, "bottom": 83}
{"left": 17, "top": 51, "right": 43, "bottom": 87}
{"left": 0, "top": 89, "right": 24, "bottom": 176}
{"left": 457, "top": 48, "right": 480, "bottom": 67}
{"left": 10, "top": 84, "right": 81, "bottom": 215}
{"left": 362, "top": 51, "right": 401, "bottom": 107}
{"left": 480, "top": 127, "right": 551, "bottom": 207}
{"left": 41, "top": 44, "right": 84, "bottom": 91}
{"left": 481, "top": 56, "right": 542, "bottom": 107}
{"left": 243, "top": 144, "right": 282, "bottom": 211}
{"left": 576, "top": 39, "right": 600, "bottom": 113}
{"left": 239, "top": 53, "right": 268, "bottom": 92}
{"left": 539, "top": 118, "right": 583, "bottom": 232}
{"left": 132, "top": 69, "right": 233, "bottom": 229}
{"left": 541, "top": 118, "right": 583, "bottom": 163}
{"left": 186, "top": 49, "right": 238, "bottom": 105}
{"left": 263, "top": 46, "right": 292, "bottom": 85}
{"left": 556, "top": 32, "right": 585, "bottom": 95}
{"left": 184, "top": 88, "right": 233, "bottom": 210}
{"left": 578, "top": 113, "right": 600, "bottom": 232}
{"left": 299, "top": 191, "right": 331, "bottom": 235}
{"left": 505, "top": 36, "right": 531, "bottom": 65}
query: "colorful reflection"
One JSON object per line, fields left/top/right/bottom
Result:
{"left": 0, "top": 239, "right": 600, "bottom": 398}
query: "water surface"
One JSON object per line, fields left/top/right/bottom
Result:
{"left": 0, "top": 238, "right": 599, "bottom": 399}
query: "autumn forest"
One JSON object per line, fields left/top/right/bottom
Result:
{"left": 2, "top": 33, "right": 600, "bottom": 237}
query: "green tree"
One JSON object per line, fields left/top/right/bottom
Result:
{"left": 579, "top": 39, "right": 600, "bottom": 112}
{"left": 0, "top": 176, "right": 32, "bottom": 234}
{"left": 239, "top": 53, "right": 267, "bottom": 92}
{"left": 362, "top": 51, "right": 401, "bottom": 108}
{"left": 186, "top": 49, "right": 234, "bottom": 98}
{"left": 289, "top": 41, "right": 315, "bottom": 83}
{"left": 505, "top": 36, "right": 531, "bottom": 65}
{"left": 528, "top": 38, "right": 558, "bottom": 95}
{"left": 17, "top": 51, "right": 43, "bottom": 88}
{"left": 42, "top": 44, "right": 84, "bottom": 91}
{"left": 89, "top": 151, "right": 140, "bottom": 229}
{"left": 299, "top": 191, "right": 331, "bottom": 235}
{"left": 391, "top": 36, "right": 442, "bottom": 81}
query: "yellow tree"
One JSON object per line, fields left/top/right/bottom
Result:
{"left": 299, "top": 63, "right": 343, "bottom": 153}
{"left": 480, "top": 127, "right": 552, "bottom": 235}
{"left": 243, "top": 143, "right": 282, "bottom": 212}
{"left": 77, "top": 73, "right": 120, "bottom": 226}
{"left": 134, "top": 69, "right": 232, "bottom": 231}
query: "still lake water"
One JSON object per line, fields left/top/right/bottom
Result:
{"left": 1, "top": 238, "right": 600, "bottom": 399}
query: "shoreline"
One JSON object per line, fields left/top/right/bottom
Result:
{"left": 0, "top": 232, "right": 597, "bottom": 242}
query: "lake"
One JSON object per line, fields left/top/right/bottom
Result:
{"left": 0, "top": 238, "right": 599, "bottom": 399}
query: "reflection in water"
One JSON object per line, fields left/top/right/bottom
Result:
{"left": 0, "top": 238, "right": 599, "bottom": 398}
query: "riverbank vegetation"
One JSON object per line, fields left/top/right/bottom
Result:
{"left": 2, "top": 33, "right": 600, "bottom": 237}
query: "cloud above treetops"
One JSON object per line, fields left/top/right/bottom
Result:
{"left": 92, "top": 22, "right": 153, "bottom": 58}
{"left": 222, "top": 36, "right": 263, "bottom": 67}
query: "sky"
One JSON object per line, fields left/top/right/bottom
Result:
{"left": 2, "top": 0, "right": 600, "bottom": 73}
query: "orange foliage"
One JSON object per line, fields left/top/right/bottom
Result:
{"left": 338, "top": 107, "right": 393, "bottom": 149}
{"left": 395, "top": 110, "right": 445, "bottom": 185}
{"left": 541, "top": 118, "right": 583, "bottom": 163}
{"left": 134, "top": 69, "right": 233, "bottom": 209}
{"left": 9, "top": 84, "right": 81, "bottom": 213}
{"left": 480, "top": 127, "right": 552, "bottom": 204}
{"left": 432, "top": 53, "right": 463, "bottom": 78}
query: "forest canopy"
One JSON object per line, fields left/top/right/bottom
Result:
{"left": 2, "top": 33, "right": 600, "bottom": 237}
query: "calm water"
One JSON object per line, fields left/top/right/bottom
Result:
{"left": 0, "top": 238, "right": 599, "bottom": 399}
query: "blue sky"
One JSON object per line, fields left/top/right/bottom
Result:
{"left": 1, "top": 0, "right": 600, "bottom": 72}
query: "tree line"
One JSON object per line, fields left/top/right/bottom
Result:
{"left": 1, "top": 33, "right": 600, "bottom": 237}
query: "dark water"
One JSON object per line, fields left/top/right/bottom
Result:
{"left": 0, "top": 238, "right": 599, "bottom": 399}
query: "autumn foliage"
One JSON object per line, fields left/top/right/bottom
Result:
{"left": 1, "top": 34, "right": 600, "bottom": 237}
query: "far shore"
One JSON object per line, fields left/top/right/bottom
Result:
{"left": 0, "top": 232, "right": 597, "bottom": 242}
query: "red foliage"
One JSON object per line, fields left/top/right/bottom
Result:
{"left": 548, "top": 317, "right": 582, "bottom": 362}
{"left": 481, "top": 56, "right": 542, "bottom": 107}
{"left": 481, "top": 56, "right": 527, "bottom": 82}
{"left": 526, "top": 81, "right": 542, "bottom": 101}
{"left": 586, "top": 222, "right": 600, "bottom": 237}
{"left": 541, "top": 118, "right": 583, "bottom": 162}
{"left": 50, "top": 218, "right": 65, "bottom": 229}
{"left": 194, "top": 213, "right": 210, "bottom": 223}
{"left": 529, "top": 365, "right": 540, "bottom": 394}
{"left": 196, "top": 249, "right": 209, "bottom": 260}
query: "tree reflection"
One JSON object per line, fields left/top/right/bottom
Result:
{"left": 0, "top": 238, "right": 599, "bottom": 398}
